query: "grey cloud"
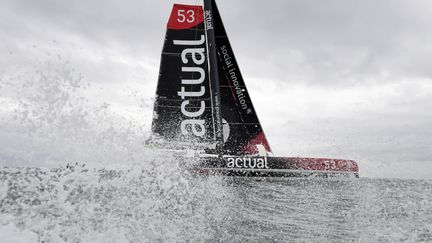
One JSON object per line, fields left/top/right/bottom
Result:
{"left": 1, "top": 0, "right": 432, "bottom": 178}
{"left": 216, "top": 0, "right": 432, "bottom": 85}
{"left": 4, "top": 0, "right": 432, "bottom": 85}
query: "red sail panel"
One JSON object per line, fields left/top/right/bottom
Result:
{"left": 168, "top": 4, "right": 204, "bottom": 30}
{"left": 244, "top": 132, "right": 272, "bottom": 154}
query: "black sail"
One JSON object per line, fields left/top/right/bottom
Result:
{"left": 211, "top": 0, "right": 272, "bottom": 155}
{"left": 152, "top": 1, "right": 271, "bottom": 155}
{"left": 151, "top": 4, "right": 216, "bottom": 149}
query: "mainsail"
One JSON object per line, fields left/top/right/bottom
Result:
{"left": 151, "top": 0, "right": 271, "bottom": 155}
{"left": 152, "top": 4, "right": 216, "bottom": 149}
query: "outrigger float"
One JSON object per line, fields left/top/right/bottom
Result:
{"left": 149, "top": 0, "right": 359, "bottom": 178}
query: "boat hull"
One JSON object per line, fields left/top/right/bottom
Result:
{"left": 193, "top": 156, "right": 359, "bottom": 178}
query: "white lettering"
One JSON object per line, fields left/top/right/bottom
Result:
{"left": 227, "top": 158, "right": 235, "bottom": 168}
{"left": 181, "top": 67, "right": 205, "bottom": 85}
{"left": 186, "top": 9, "right": 195, "bottom": 23}
{"left": 205, "top": 10, "right": 213, "bottom": 30}
{"left": 181, "top": 48, "right": 205, "bottom": 65}
{"left": 173, "top": 35, "right": 205, "bottom": 46}
{"left": 257, "top": 158, "right": 265, "bottom": 169}
{"left": 235, "top": 158, "right": 243, "bottom": 168}
{"left": 177, "top": 86, "right": 205, "bottom": 99}
{"left": 249, "top": 158, "right": 256, "bottom": 168}
{"left": 181, "top": 119, "right": 206, "bottom": 137}
{"left": 222, "top": 45, "right": 249, "bottom": 111}
{"left": 181, "top": 100, "right": 205, "bottom": 118}
{"left": 225, "top": 157, "right": 269, "bottom": 169}
{"left": 174, "top": 35, "right": 207, "bottom": 138}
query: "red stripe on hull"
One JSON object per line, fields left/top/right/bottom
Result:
{"left": 286, "top": 157, "right": 359, "bottom": 172}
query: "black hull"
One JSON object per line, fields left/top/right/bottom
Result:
{"left": 193, "top": 156, "right": 360, "bottom": 178}
{"left": 194, "top": 168, "right": 359, "bottom": 178}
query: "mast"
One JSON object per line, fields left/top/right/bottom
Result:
{"left": 203, "top": 0, "right": 224, "bottom": 156}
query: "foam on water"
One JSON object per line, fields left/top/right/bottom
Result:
{"left": 0, "top": 53, "right": 240, "bottom": 241}
{"left": 1, "top": 48, "right": 432, "bottom": 242}
{"left": 227, "top": 178, "right": 432, "bottom": 241}
{"left": 1, "top": 168, "right": 432, "bottom": 242}
{"left": 0, "top": 164, "right": 238, "bottom": 242}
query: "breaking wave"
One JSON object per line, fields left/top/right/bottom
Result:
{"left": 0, "top": 50, "right": 238, "bottom": 241}
{"left": 1, "top": 47, "right": 431, "bottom": 242}
{"left": 0, "top": 165, "right": 238, "bottom": 242}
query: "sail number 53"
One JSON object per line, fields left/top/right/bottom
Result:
{"left": 177, "top": 9, "right": 195, "bottom": 23}
{"left": 324, "top": 161, "right": 337, "bottom": 170}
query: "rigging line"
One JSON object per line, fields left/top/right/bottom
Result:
{"left": 203, "top": 0, "right": 218, "bottom": 142}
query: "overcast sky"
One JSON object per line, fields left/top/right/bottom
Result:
{"left": 1, "top": 0, "right": 431, "bottom": 179}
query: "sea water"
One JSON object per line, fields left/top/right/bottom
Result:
{"left": 1, "top": 166, "right": 431, "bottom": 242}
{"left": 1, "top": 49, "right": 431, "bottom": 242}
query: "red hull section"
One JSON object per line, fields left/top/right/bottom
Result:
{"left": 283, "top": 157, "right": 358, "bottom": 172}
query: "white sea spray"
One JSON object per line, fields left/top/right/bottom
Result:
{"left": 1, "top": 45, "right": 431, "bottom": 242}
{"left": 0, "top": 47, "right": 237, "bottom": 242}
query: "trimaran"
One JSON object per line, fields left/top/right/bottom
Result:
{"left": 148, "top": 0, "right": 359, "bottom": 178}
